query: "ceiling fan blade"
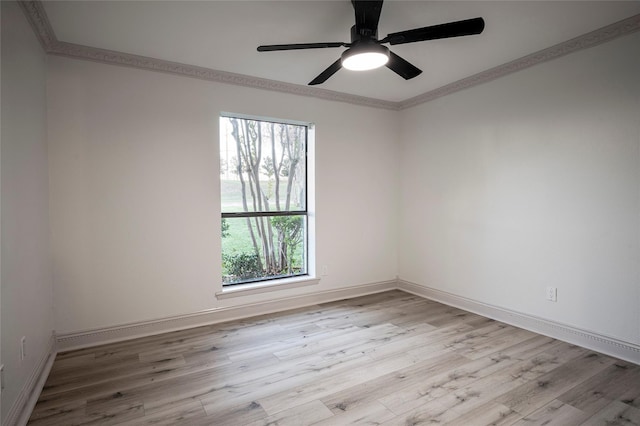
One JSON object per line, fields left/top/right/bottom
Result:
{"left": 383, "top": 17, "right": 485, "bottom": 45}
{"left": 257, "top": 42, "right": 347, "bottom": 52}
{"left": 385, "top": 51, "right": 422, "bottom": 80}
{"left": 352, "top": 0, "right": 384, "bottom": 37}
{"left": 308, "top": 58, "right": 343, "bottom": 85}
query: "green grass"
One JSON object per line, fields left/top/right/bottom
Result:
{"left": 222, "top": 217, "right": 256, "bottom": 256}
{"left": 221, "top": 216, "right": 306, "bottom": 278}
{"left": 220, "top": 179, "right": 307, "bottom": 279}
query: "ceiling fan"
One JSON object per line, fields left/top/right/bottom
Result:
{"left": 257, "top": 0, "right": 485, "bottom": 86}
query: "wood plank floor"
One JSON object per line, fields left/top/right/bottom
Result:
{"left": 28, "top": 290, "right": 640, "bottom": 425}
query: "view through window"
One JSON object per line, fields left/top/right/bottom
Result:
{"left": 220, "top": 114, "right": 308, "bottom": 286}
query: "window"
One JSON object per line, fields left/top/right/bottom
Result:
{"left": 220, "top": 114, "right": 309, "bottom": 286}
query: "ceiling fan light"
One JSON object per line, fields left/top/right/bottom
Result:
{"left": 341, "top": 45, "right": 389, "bottom": 71}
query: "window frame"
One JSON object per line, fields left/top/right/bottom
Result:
{"left": 219, "top": 113, "right": 311, "bottom": 288}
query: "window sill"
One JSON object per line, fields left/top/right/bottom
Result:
{"left": 215, "top": 276, "right": 320, "bottom": 300}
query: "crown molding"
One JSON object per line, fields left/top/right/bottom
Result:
{"left": 48, "top": 41, "right": 400, "bottom": 111}
{"left": 16, "top": 1, "right": 398, "bottom": 110}
{"left": 17, "top": 1, "right": 640, "bottom": 111}
{"left": 398, "top": 13, "right": 640, "bottom": 109}
{"left": 17, "top": 0, "right": 57, "bottom": 50}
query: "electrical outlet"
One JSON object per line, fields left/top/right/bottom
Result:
{"left": 320, "top": 265, "right": 329, "bottom": 277}
{"left": 20, "top": 336, "right": 27, "bottom": 361}
{"left": 545, "top": 286, "right": 557, "bottom": 302}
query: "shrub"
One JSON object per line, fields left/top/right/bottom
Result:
{"left": 223, "top": 252, "right": 262, "bottom": 280}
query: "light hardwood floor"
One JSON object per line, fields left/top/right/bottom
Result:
{"left": 28, "top": 290, "right": 640, "bottom": 425}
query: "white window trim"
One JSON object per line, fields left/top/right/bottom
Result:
{"left": 216, "top": 275, "right": 320, "bottom": 299}
{"left": 219, "top": 114, "right": 316, "bottom": 293}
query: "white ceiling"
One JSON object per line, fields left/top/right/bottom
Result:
{"left": 41, "top": 1, "right": 640, "bottom": 103}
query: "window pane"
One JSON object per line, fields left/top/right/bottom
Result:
{"left": 220, "top": 117, "right": 306, "bottom": 213}
{"left": 222, "top": 215, "right": 307, "bottom": 285}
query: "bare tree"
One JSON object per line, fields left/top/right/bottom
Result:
{"left": 224, "top": 118, "right": 305, "bottom": 280}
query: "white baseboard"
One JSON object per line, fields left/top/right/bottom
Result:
{"left": 4, "top": 332, "right": 57, "bottom": 426}
{"left": 56, "top": 280, "right": 398, "bottom": 352}
{"left": 56, "top": 278, "right": 640, "bottom": 365}
{"left": 398, "top": 279, "right": 640, "bottom": 365}
{"left": 15, "top": 279, "right": 639, "bottom": 425}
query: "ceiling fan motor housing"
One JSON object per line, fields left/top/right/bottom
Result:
{"left": 351, "top": 24, "right": 377, "bottom": 42}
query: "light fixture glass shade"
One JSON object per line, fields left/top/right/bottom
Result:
{"left": 341, "top": 44, "right": 389, "bottom": 71}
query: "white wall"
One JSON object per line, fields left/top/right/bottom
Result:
{"left": 45, "top": 10, "right": 640, "bottom": 352}
{"left": 0, "top": 0, "right": 3, "bottom": 418}
{"left": 1, "top": 0, "right": 55, "bottom": 422}
{"left": 399, "top": 32, "right": 640, "bottom": 346}
{"left": 47, "top": 56, "right": 399, "bottom": 334}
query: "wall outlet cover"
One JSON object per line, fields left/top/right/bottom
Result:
{"left": 20, "top": 336, "right": 27, "bottom": 360}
